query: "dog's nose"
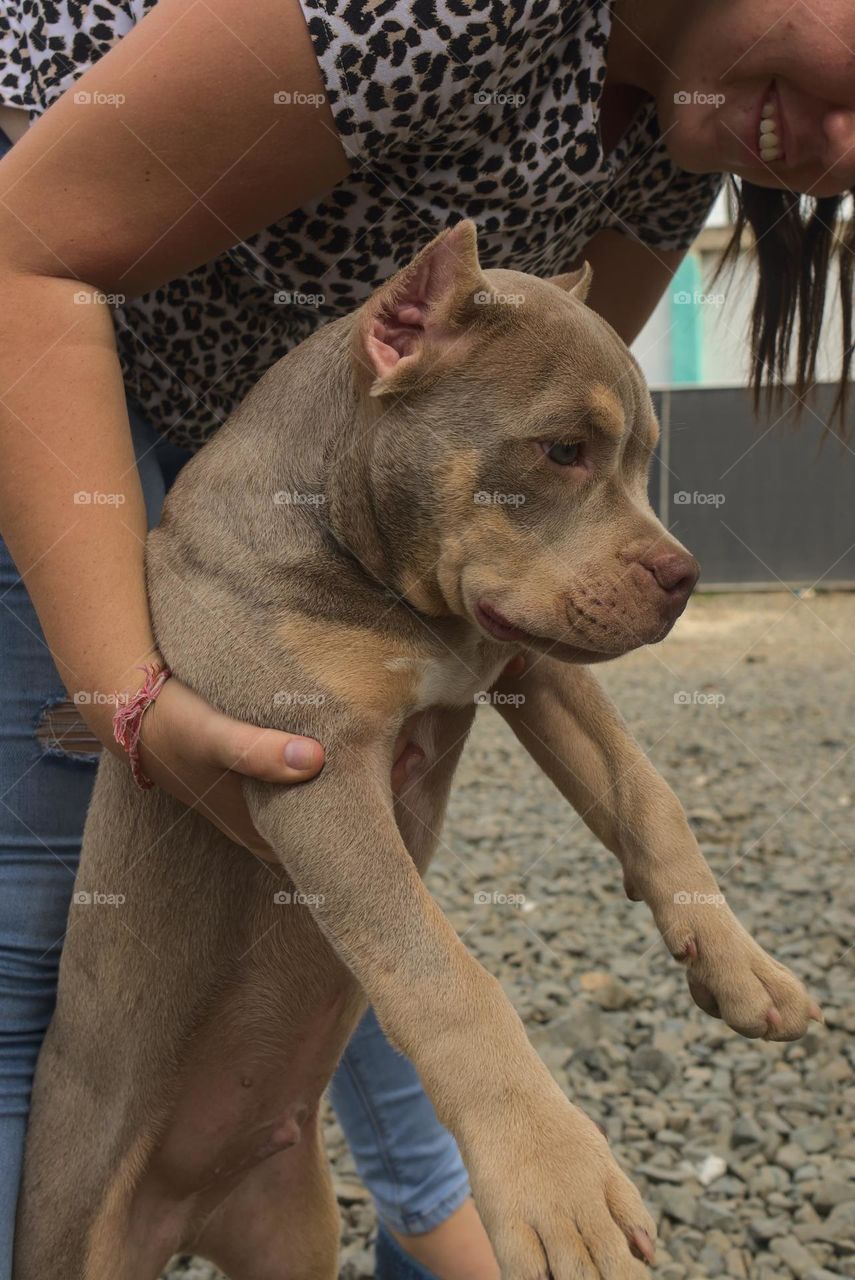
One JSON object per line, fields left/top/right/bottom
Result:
{"left": 640, "top": 550, "right": 699, "bottom": 607}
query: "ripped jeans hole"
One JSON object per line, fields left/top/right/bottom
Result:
{"left": 35, "top": 699, "right": 103, "bottom": 762}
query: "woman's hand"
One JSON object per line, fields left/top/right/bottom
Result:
{"left": 136, "top": 676, "right": 325, "bottom": 860}
{"left": 137, "top": 677, "right": 428, "bottom": 861}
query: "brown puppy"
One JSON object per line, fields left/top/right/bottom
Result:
{"left": 14, "top": 222, "right": 820, "bottom": 1280}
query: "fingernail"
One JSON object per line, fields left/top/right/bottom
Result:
{"left": 284, "top": 739, "right": 319, "bottom": 771}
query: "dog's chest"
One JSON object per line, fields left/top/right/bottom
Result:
{"left": 387, "top": 639, "right": 511, "bottom": 712}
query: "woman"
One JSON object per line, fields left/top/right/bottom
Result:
{"left": 0, "top": 1, "right": 852, "bottom": 1277}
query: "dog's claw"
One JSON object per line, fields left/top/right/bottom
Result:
{"left": 675, "top": 937, "right": 698, "bottom": 962}
{"left": 809, "top": 1001, "right": 824, "bottom": 1024}
{"left": 765, "top": 1006, "right": 784, "bottom": 1036}
{"left": 629, "top": 1227, "right": 656, "bottom": 1264}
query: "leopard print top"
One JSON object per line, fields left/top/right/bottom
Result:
{"left": 0, "top": 0, "right": 722, "bottom": 448}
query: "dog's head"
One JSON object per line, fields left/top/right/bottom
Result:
{"left": 338, "top": 220, "right": 698, "bottom": 661}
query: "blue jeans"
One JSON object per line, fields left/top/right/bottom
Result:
{"left": 0, "top": 126, "right": 468, "bottom": 1278}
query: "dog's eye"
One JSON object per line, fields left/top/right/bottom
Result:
{"left": 542, "top": 441, "right": 582, "bottom": 467}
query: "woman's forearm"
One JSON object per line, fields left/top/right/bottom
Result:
{"left": 0, "top": 272, "right": 159, "bottom": 752}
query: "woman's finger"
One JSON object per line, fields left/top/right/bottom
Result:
{"left": 204, "top": 712, "right": 325, "bottom": 783}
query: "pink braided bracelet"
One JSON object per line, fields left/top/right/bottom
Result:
{"left": 112, "top": 663, "right": 172, "bottom": 789}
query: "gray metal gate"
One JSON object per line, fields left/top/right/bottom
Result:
{"left": 649, "top": 384, "right": 855, "bottom": 590}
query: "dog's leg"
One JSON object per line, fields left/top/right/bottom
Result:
{"left": 243, "top": 754, "right": 656, "bottom": 1280}
{"left": 494, "top": 658, "right": 822, "bottom": 1040}
{"left": 191, "top": 1108, "right": 339, "bottom": 1280}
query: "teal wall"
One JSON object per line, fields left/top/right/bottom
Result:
{"left": 669, "top": 254, "right": 702, "bottom": 383}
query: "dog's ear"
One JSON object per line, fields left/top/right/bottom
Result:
{"left": 548, "top": 261, "right": 593, "bottom": 304}
{"left": 355, "top": 220, "right": 488, "bottom": 398}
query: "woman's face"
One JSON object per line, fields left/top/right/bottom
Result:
{"left": 652, "top": 0, "right": 855, "bottom": 196}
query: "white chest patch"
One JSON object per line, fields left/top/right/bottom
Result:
{"left": 385, "top": 645, "right": 510, "bottom": 711}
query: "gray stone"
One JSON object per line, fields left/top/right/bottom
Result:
{"left": 628, "top": 1046, "right": 676, "bottom": 1091}
{"left": 656, "top": 1187, "right": 698, "bottom": 1226}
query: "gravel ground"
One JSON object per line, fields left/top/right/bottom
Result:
{"left": 165, "top": 592, "right": 855, "bottom": 1280}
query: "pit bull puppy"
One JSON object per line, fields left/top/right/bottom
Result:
{"left": 14, "top": 221, "right": 820, "bottom": 1280}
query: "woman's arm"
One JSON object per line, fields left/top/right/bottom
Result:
{"left": 0, "top": 0, "right": 350, "bottom": 848}
{"left": 578, "top": 229, "right": 685, "bottom": 345}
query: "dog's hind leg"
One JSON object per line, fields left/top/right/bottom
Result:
{"left": 192, "top": 1113, "right": 340, "bottom": 1280}
{"left": 14, "top": 1123, "right": 184, "bottom": 1280}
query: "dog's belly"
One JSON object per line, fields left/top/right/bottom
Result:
{"left": 144, "top": 967, "right": 363, "bottom": 1204}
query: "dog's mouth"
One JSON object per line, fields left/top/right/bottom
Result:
{"left": 474, "top": 600, "right": 534, "bottom": 643}
{"left": 473, "top": 598, "right": 615, "bottom": 663}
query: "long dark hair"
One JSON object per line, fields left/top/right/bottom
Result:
{"left": 717, "top": 178, "right": 854, "bottom": 430}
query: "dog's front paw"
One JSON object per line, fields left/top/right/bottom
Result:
{"left": 471, "top": 1099, "right": 656, "bottom": 1279}
{"left": 662, "top": 895, "right": 822, "bottom": 1040}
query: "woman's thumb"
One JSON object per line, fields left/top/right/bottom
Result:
{"left": 207, "top": 713, "right": 324, "bottom": 783}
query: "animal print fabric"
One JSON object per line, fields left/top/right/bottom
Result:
{"left": 0, "top": 1, "right": 722, "bottom": 447}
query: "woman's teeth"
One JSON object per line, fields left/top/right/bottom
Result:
{"left": 759, "top": 96, "right": 783, "bottom": 162}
